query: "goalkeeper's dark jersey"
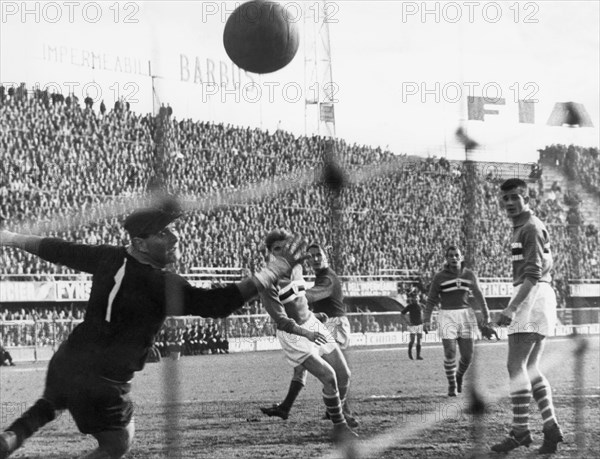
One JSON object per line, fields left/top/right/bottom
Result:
{"left": 38, "top": 238, "right": 244, "bottom": 381}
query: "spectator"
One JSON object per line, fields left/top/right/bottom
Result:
{"left": 0, "top": 343, "right": 16, "bottom": 366}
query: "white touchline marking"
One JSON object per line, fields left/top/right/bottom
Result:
{"left": 353, "top": 336, "right": 591, "bottom": 353}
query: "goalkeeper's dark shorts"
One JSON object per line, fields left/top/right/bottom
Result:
{"left": 43, "top": 343, "right": 134, "bottom": 434}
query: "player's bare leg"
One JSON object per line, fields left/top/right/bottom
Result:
{"left": 442, "top": 339, "right": 458, "bottom": 396}
{"left": 408, "top": 333, "right": 415, "bottom": 360}
{"left": 321, "top": 348, "right": 350, "bottom": 403}
{"left": 455, "top": 338, "right": 474, "bottom": 393}
{"left": 415, "top": 333, "right": 423, "bottom": 360}
{"left": 301, "top": 354, "right": 357, "bottom": 443}
{"left": 260, "top": 366, "right": 307, "bottom": 419}
{"left": 526, "top": 336, "right": 564, "bottom": 453}
{"left": 79, "top": 421, "right": 135, "bottom": 459}
{"left": 321, "top": 347, "right": 358, "bottom": 427}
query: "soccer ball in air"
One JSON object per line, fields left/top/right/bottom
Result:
{"left": 223, "top": 0, "right": 300, "bottom": 74}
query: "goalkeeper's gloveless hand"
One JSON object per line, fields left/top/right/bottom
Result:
{"left": 279, "top": 235, "right": 310, "bottom": 269}
{"left": 253, "top": 236, "right": 309, "bottom": 290}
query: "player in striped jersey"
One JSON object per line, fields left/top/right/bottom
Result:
{"left": 258, "top": 230, "right": 357, "bottom": 443}
{"left": 260, "top": 243, "right": 358, "bottom": 427}
{"left": 423, "top": 245, "right": 492, "bottom": 397}
{"left": 491, "top": 178, "right": 563, "bottom": 454}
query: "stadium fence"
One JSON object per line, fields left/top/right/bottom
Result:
{"left": 1, "top": 309, "right": 599, "bottom": 363}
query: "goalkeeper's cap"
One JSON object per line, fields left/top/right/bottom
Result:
{"left": 124, "top": 207, "right": 182, "bottom": 238}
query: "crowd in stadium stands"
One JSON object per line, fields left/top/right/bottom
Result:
{"left": 540, "top": 144, "right": 600, "bottom": 195}
{"left": 1, "top": 87, "right": 599, "bottom": 329}
{"left": 0, "top": 309, "right": 410, "bottom": 352}
{"left": 0, "top": 306, "right": 84, "bottom": 347}
{"left": 154, "top": 320, "right": 230, "bottom": 356}
{"left": 0, "top": 306, "right": 85, "bottom": 321}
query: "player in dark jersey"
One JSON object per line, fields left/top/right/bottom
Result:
{"left": 0, "top": 204, "right": 306, "bottom": 459}
{"left": 401, "top": 287, "right": 424, "bottom": 360}
{"left": 260, "top": 243, "right": 358, "bottom": 427}
{"left": 491, "top": 178, "right": 563, "bottom": 454}
{"left": 423, "top": 245, "right": 492, "bottom": 396}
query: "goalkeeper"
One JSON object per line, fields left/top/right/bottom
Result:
{"left": 0, "top": 203, "right": 306, "bottom": 459}
{"left": 423, "top": 245, "right": 497, "bottom": 397}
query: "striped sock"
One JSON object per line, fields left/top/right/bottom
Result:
{"left": 444, "top": 358, "right": 457, "bottom": 392}
{"left": 510, "top": 388, "right": 531, "bottom": 434}
{"left": 456, "top": 358, "right": 471, "bottom": 379}
{"left": 532, "top": 376, "right": 558, "bottom": 430}
{"left": 323, "top": 390, "right": 346, "bottom": 425}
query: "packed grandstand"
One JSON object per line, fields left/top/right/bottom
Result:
{"left": 0, "top": 86, "right": 599, "bottom": 318}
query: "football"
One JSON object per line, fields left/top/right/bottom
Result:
{"left": 223, "top": 0, "right": 300, "bottom": 74}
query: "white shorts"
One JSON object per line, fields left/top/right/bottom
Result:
{"left": 324, "top": 316, "right": 351, "bottom": 350}
{"left": 277, "top": 314, "right": 338, "bottom": 367}
{"left": 438, "top": 309, "right": 478, "bottom": 340}
{"left": 508, "top": 282, "right": 557, "bottom": 336}
{"left": 407, "top": 324, "right": 424, "bottom": 334}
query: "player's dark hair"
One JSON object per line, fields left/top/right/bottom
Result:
{"left": 307, "top": 242, "right": 325, "bottom": 252}
{"left": 445, "top": 245, "right": 461, "bottom": 257}
{"left": 265, "top": 229, "right": 291, "bottom": 250}
{"left": 500, "top": 178, "right": 528, "bottom": 195}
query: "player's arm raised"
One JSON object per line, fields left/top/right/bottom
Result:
{"left": 0, "top": 230, "right": 43, "bottom": 252}
{"left": 250, "top": 235, "right": 310, "bottom": 293}
{"left": 0, "top": 229, "right": 117, "bottom": 274}
{"left": 166, "top": 236, "right": 310, "bottom": 317}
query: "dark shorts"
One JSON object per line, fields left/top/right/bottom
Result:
{"left": 44, "top": 343, "right": 134, "bottom": 434}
